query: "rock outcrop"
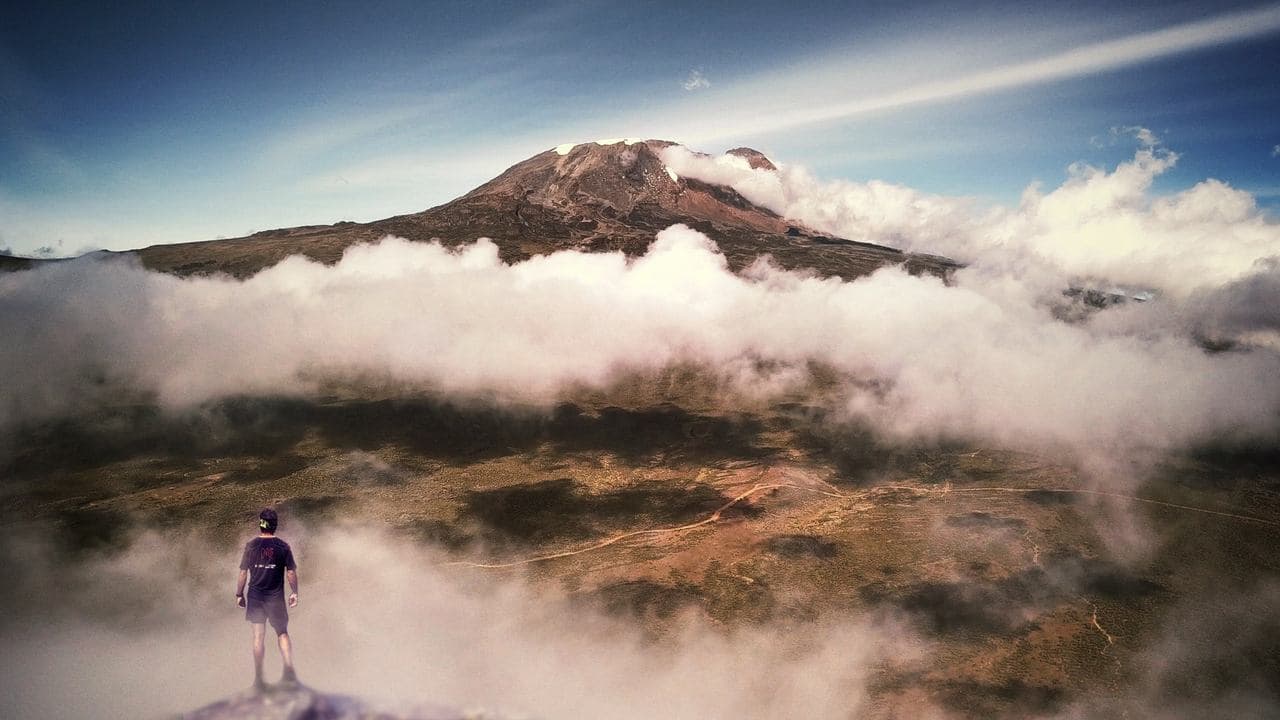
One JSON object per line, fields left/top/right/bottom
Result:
{"left": 184, "top": 683, "right": 486, "bottom": 720}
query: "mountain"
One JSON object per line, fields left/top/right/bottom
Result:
{"left": 121, "top": 139, "right": 955, "bottom": 279}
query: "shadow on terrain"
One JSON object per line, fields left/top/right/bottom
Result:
{"left": 1162, "top": 442, "right": 1280, "bottom": 492}
{"left": 276, "top": 494, "right": 349, "bottom": 521}
{"left": 781, "top": 407, "right": 981, "bottom": 486}
{"left": 591, "top": 579, "right": 705, "bottom": 622}
{"left": 224, "top": 453, "right": 311, "bottom": 485}
{"left": 54, "top": 507, "right": 133, "bottom": 555}
{"left": 546, "top": 402, "right": 773, "bottom": 464}
{"left": 5, "top": 397, "right": 778, "bottom": 483}
{"left": 764, "top": 534, "right": 839, "bottom": 559}
{"left": 860, "top": 550, "right": 1163, "bottom": 637}
{"left": 933, "top": 678, "right": 1066, "bottom": 717}
{"left": 579, "top": 563, "right": 777, "bottom": 626}
{"left": 458, "top": 477, "right": 758, "bottom": 546}
{"left": 945, "top": 512, "right": 1027, "bottom": 531}
{"left": 1143, "top": 581, "right": 1280, "bottom": 711}
{"left": 1024, "top": 490, "right": 1078, "bottom": 506}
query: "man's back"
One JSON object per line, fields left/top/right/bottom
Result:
{"left": 240, "top": 537, "right": 295, "bottom": 600}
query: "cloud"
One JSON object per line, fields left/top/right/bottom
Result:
{"left": 637, "top": 4, "right": 1280, "bottom": 145}
{"left": 682, "top": 69, "right": 711, "bottom": 91}
{"left": 30, "top": 242, "right": 64, "bottom": 259}
{"left": 662, "top": 139, "right": 1279, "bottom": 297}
{"left": 3, "top": 217, "right": 1278, "bottom": 483}
{"left": 1182, "top": 258, "right": 1280, "bottom": 341}
{"left": 1114, "top": 125, "right": 1160, "bottom": 148}
{"left": 1272, "top": 144, "right": 1279, "bottom": 158}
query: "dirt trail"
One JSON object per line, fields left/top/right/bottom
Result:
{"left": 449, "top": 481, "right": 846, "bottom": 569}
{"left": 1080, "top": 596, "right": 1117, "bottom": 650}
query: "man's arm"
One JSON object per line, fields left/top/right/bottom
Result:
{"left": 235, "top": 569, "right": 248, "bottom": 607}
{"left": 286, "top": 569, "right": 299, "bottom": 607}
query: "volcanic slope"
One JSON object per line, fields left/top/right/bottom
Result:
{"left": 127, "top": 139, "right": 955, "bottom": 279}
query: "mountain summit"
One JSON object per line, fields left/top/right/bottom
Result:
{"left": 120, "top": 139, "right": 956, "bottom": 279}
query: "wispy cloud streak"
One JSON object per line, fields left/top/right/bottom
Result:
{"left": 675, "top": 4, "right": 1280, "bottom": 142}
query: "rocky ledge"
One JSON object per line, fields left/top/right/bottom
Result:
{"left": 184, "top": 683, "right": 494, "bottom": 720}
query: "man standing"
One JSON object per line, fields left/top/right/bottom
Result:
{"left": 236, "top": 508, "right": 299, "bottom": 691}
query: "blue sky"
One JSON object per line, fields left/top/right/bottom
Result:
{"left": 2, "top": 0, "right": 1279, "bottom": 256}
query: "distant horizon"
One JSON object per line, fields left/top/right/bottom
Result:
{"left": 3, "top": 1, "right": 1279, "bottom": 257}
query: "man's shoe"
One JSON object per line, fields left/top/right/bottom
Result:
{"left": 252, "top": 677, "right": 267, "bottom": 694}
{"left": 281, "top": 667, "right": 298, "bottom": 685}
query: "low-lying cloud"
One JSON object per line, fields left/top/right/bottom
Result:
{"left": 3, "top": 229, "right": 1278, "bottom": 478}
{"left": 3, "top": 515, "right": 1277, "bottom": 719}
{"left": 0, "top": 523, "right": 916, "bottom": 719}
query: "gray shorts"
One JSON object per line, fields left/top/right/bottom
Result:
{"left": 245, "top": 594, "right": 289, "bottom": 634}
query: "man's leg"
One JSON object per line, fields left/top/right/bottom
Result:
{"left": 277, "top": 631, "right": 296, "bottom": 682}
{"left": 268, "top": 598, "right": 297, "bottom": 683}
{"left": 251, "top": 623, "right": 267, "bottom": 689}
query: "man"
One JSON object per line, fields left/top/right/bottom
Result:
{"left": 235, "top": 508, "right": 299, "bottom": 691}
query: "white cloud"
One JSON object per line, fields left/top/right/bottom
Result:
{"left": 637, "top": 4, "right": 1280, "bottom": 145}
{"left": 1272, "top": 144, "right": 1279, "bottom": 157}
{"left": 3, "top": 220, "right": 1278, "bottom": 481}
{"left": 682, "top": 69, "right": 711, "bottom": 91}
{"left": 662, "top": 140, "right": 1279, "bottom": 297}
{"left": 1114, "top": 125, "right": 1160, "bottom": 148}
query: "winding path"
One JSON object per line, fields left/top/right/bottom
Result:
{"left": 449, "top": 481, "right": 843, "bottom": 569}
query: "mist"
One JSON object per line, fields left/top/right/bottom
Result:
{"left": 0, "top": 521, "right": 922, "bottom": 720}
{"left": 3, "top": 509, "right": 1277, "bottom": 719}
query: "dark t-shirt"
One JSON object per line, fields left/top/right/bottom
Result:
{"left": 239, "top": 537, "right": 296, "bottom": 600}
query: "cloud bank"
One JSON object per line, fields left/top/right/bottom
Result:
{"left": 662, "top": 135, "right": 1280, "bottom": 297}
{"left": 2, "top": 219, "right": 1278, "bottom": 476}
